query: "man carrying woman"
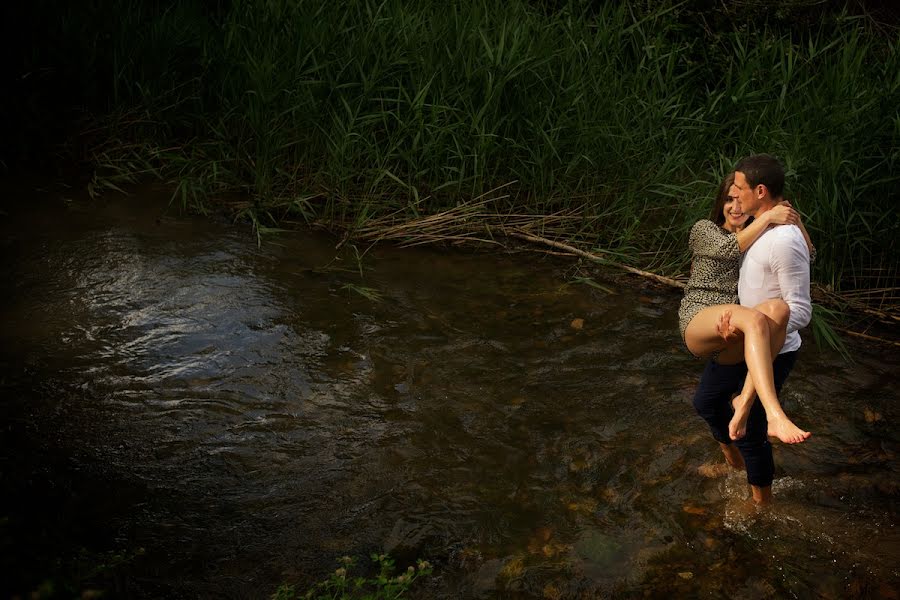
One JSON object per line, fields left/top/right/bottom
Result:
{"left": 681, "top": 154, "right": 814, "bottom": 504}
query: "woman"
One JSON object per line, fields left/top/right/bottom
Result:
{"left": 679, "top": 173, "right": 814, "bottom": 444}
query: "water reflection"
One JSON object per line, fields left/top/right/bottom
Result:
{"left": 0, "top": 188, "right": 896, "bottom": 598}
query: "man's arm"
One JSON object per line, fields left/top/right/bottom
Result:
{"left": 771, "top": 227, "right": 812, "bottom": 333}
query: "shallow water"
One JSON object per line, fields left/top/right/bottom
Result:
{"left": 1, "top": 185, "right": 897, "bottom": 598}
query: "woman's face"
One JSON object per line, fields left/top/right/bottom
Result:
{"left": 722, "top": 192, "right": 749, "bottom": 232}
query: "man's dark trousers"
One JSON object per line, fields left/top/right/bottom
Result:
{"left": 692, "top": 351, "right": 799, "bottom": 487}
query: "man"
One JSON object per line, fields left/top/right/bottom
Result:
{"left": 693, "top": 154, "right": 812, "bottom": 504}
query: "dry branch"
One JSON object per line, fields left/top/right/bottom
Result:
{"left": 342, "top": 206, "right": 898, "bottom": 347}
{"left": 833, "top": 327, "right": 900, "bottom": 347}
{"left": 506, "top": 230, "right": 686, "bottom": 289}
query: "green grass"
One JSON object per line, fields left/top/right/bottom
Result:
{"left": 30, "top": 0, "right": 900, "bottom": 301}
{"left": 273, "top": 554, "right": 432, "bottom": 600}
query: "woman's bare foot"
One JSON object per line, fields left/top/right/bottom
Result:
{"left": 729, "top": 395, "right": 754, "bottom": 440}
{"left": 767, "top": 416, "right": 811, "bottom": 444}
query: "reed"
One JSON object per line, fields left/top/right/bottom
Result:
{"left": 53, "top": 0, "right": 896, "bottom": 304}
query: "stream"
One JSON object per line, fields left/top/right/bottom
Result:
{"left": 1, "top": 185, "right": 896, "bottom": 598}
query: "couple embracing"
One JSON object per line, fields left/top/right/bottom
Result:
{"left": 679, "top": 154, "right": 815, "bottom": 505}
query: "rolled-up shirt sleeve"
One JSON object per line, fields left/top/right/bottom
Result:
{"left": 770, "top": 229, "right": 812, "bottom": 332}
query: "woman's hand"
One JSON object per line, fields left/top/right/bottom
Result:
{"left": 716, "top": 310, "right": 737, "bottom": 341}
{"left": 780, "top": 200, "right": 816, "bottom": 258}
{"left": 764, "top": 203, "right": 800, "bottom": 226}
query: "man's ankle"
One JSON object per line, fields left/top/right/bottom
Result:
{"left": 751, "top": 485, "right": 773, "bottom": 504}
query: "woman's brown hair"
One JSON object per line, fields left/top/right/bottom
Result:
{"left": 708, "top": 172, "right": 735, "bottom": 227}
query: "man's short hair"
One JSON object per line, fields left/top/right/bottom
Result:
{"left": 735, "top": 154, "right": 785, "bottom": 199}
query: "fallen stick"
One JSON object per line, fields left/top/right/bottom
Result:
{"left": 345, "top": 216, "right": 898, "bottom": 342}
{"left": 833, "top": 327, "right": 900, "bottom": 347}
{"left": 506, "top": 230, "right": 686, "bottom": 289}
{"left": 506, "top": 229, "right": 900, "bottom": 346}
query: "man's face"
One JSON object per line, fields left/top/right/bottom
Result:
{"left": 730, "top": 171, "right": 762, "bottom": 216}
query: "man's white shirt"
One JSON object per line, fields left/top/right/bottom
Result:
{"left": 738, "top": 223, "right": 812, "bottom": 354}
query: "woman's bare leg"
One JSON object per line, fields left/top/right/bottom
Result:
{"left": 727, "top": 300, "right": 808, "bottom": 441}
{"left": 685, "top": 304, "right": 810, "bottom": 444}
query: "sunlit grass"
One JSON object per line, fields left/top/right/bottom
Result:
{"left": 810, "top": 303, "right": 852, "bottom": 361}
{"left": 342, "top": 284, "right": 383, "bottom": 303}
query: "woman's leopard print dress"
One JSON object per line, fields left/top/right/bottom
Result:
{"left": 678, "top": 220, "right": 741, "bottom": 340}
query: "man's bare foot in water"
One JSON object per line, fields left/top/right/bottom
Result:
{"left": 697, "top": 443, "right": 744, "bottom": 478}
{"left": 768, "top": 416, "right": 811, "bottom": 444}
{"left": 697, "top": 462, "right": 731, "bottom": 478}
{"left": 729, "top": 394, "right": 754, "bottom": 440}
{"left": 719, "top": 442, "right": 745, "bottom": 471}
